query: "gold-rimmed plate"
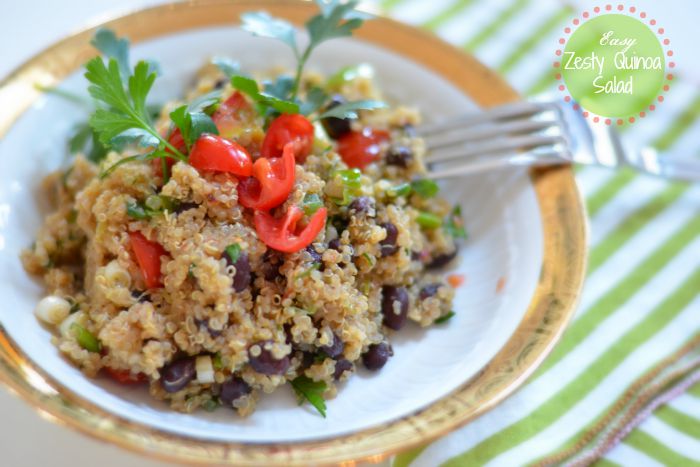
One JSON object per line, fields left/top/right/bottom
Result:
{"left": 0, "top": 1, "right": 586, "bottom": 465}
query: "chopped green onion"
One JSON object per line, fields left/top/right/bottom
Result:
{"left": 362, "top": 252, "right": 375, "bottom": 266}
{"left": 71, "top": 323, "right": 102, "bottom": 353}
{"left": 326, "top": 63, "right": 374, "bottom": 88}
{"left": 416, "top": 211, "right": 442, "bottom": 229}
{"left": 387, "top": 182, "right": 411, "bottom": 198}
{"left": 188, "top": 263, "right": 197, "bottom": 279}
{"left": 224, "top": 243, "right": 241, "bottom": 264}
{"left": 126, "top": 201, "right": 149, "bottom": 220}
{"left": 434, "top": 311, "right": 456, "bottom": 324}
{"left": 212, "top": 353, "right": 224, "bottom": 370}
{"left": 334, "top": 168, "right": 362, "bottom": 205}
{"left": 411, "top": 179, "right": 439, "bottom": 198}
{"left": 444, "top": 205, "right": 467, "bottom": 239}
{"left": 302, "top": 193, "right": 323, "bottom": 215}
{"left": 202, "top": 398, "right": 220, "bottom": 412}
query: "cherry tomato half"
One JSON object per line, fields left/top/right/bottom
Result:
{"left": 254, "top": 205, "right": 328, "bottom": 253}
{"left": 238, "top": 142, "right": 296, "bottom": 210}
{"left": 129, "top": 231, "right": 167, "bottom": 289}
{"left": 337, "top": 127, "right": 390, "bottom": 170}
{"left": 212, "top": 91, "right": 254, "bottom": 138}
{"left": 189, "top": 134, "right": 253, "bottom": 176}
{"left": 261, "top": 114, "right": 314, "bottom": 162}
{"left": 104, "top": 367, "right": 147, "bottom": 385}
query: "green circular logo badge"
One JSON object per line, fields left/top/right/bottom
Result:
{"left": 561, "top": 13, "right": 665, "bottom": 119}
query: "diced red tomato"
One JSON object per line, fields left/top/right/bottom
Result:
{"left": 189, "top": 134, "right": 253, "bottom": 176}
{"left": 254, "top": 205, "right": 327, "bottom": 253}
{"left": 212, "top": 91, "right": 253, "bottom": 138}
{"left": 104, "top": 367, "right": 147, "bottom": 384}
{"left": 337, "top": 127, "right": 390, "bottom": 169}
{"left": 238, "top": 142, "right": 296, "bottom": 210}
{"left": 129, "top": 231, "right": 167, "bottom": 289}
{"left": 152, "top": 129, "right": 186, "bottom": 178}
{"left": 261, "top": 114, "right": 314, "bottom": 162}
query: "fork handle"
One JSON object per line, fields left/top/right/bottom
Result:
{"left": 634, "top": 152, "right": 700, "bottom": 182}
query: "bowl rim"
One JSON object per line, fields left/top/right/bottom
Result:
{"left": 0, "top": 1, "right": 588, "bottom": 465}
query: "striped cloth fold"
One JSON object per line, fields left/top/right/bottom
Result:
{"left": 373, "top": 0, "right": 700, "bottom": 465}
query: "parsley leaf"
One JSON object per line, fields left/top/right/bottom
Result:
{"left": 211, "top": 56, "right": 240, "bottom": 79}
{"left": 85, "top": 56, "right": 187, "bottom": 177}
{"left": 302, "top": 193, "right": 323, "bottom": 215}
{"left": 316, "top": 99, "right": 386, "bottom": 120}
{"left": 444, "top": 205, "right": 467, "bottom": 239}
{"left": 300, "top": 87, "right": 329, "bottom": 116}
{"left": 231, "top": 75, "right": 299, "bottom": 114}
{"left": 169, "top": 104, "right": 219, "bottom": 150}
{"left": 290, "top": 376, "right": 327, "bottom": 417}
{"left": 224, "top": 244, "right": 242, "bottom": 264}
{"left": 241, "top": 11, "right": 299, "bottom": 56}
{"left": 91, "top": 28, "right": 131, "bottom": 80}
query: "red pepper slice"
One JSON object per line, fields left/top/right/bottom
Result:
{"left": 261, "top": 114, "right": 314, "bottom": 162}
{"left": 237, "top": 142, "right": 296, "bottom": 210}
{"left": 189, "top": 134, "right": 253, "bottom": 176}
{"left": 212, "top": 91, "right": 253, "bottom": 138}
{"left": 254, "top": 205, "right": 327, "bottom": 253}
{"left": 337, "top": 127, "right": 390, "bottom": 169}
{"left": 129, "top": 231, "right": 167, "bottom": 289}
{"left": 104, "top": 367, "right": 147, "bottom": 384}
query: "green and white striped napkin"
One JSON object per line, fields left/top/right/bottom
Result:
{"left": 372, "top": 0, "right": 700, "bottom": 465}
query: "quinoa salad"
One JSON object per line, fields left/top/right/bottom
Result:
{"left": 21, "top": 2, "right": 466, "bottom": 417}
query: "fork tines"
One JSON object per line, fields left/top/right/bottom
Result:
{"left": 419, "top": 101, "right": 570, "bottom": 179}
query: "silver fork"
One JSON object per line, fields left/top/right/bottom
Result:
{"left": 418, "top": 98, "right": 700, "bottom": 182}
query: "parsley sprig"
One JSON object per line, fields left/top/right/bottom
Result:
{"left": 290, "top": 375, "right": 327, "bottom": 417}
{"left": 240, "top": 0, "right": 385, "bottom": 118}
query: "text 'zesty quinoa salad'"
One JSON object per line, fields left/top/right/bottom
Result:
{"left": 22, "top": 1, "right": 466, "bottom": 417}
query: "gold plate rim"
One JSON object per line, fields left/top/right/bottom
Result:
{"left": 0, "top": 1, "right": 588, "bottom": 465}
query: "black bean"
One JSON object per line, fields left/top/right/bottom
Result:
{"left": 161, "top": 357, "right": 196, "bottom": 393}
{"left": 301, "top": 351, "right": 316, "bottom": 369}
{"left": 381, "top": 285, "right": 409, "bottom": 330}
{"left": 362, "top": 343, "right": 393, "bottom": 371}
{"left": 224, "top": 251, "right": 251, "bottom": 292}
{"left": 386, "top": 145, "right": 413, "bottom": 168}
{"left": 379, "top": 222, "right": 399, "bottom": 257}
{"left": 213, "top": 78, "right": 228, "bottom": 90}
{"left": 419, "top": 283, "right": 441, "bottom": 300}
{"left": 321, "top": 95, "right": 353, "bottom": 139}
{"left": 131, "top": 290, "right": 151, "bottom": 303}
{"left": 328, "top": 238, "right": 342, "bottom": 251}
{"left": 348, "top": 196, "right": 374, "bottom": 216}
{"left": 220, "top": 377, "right": 251, "bottom": 407}
{"left": 427, "top": 249, "right": 459, "bottom": 269}
{"left": 248, "top": 340, "right": 290, "bottom": 375}
{"left": 333, "top": 359, "right": 353, "bottom": 380}
{"left": 320, "top": 334, "right": 345, "bottom": 359}
{"left": 305, "top": 245, "right": 322, "bottom": 263}
{"left": 410, "top": 250, "right": 422, "bottom": 261}
{"left": 262, "top": 251, "right": 283, "bottom": 281}
{"left": 174, "top": 201, "right": 199, "bottom": 214}
{"left": 195, "top": 318, "right": 223, "bottom": 338}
